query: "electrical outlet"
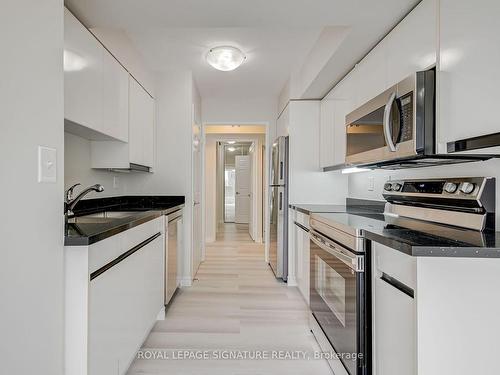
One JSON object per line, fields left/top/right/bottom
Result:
{"left": 113, "top": 176, "right": 119, "bottom": 189}
{"left": 368, "top": 177, "right": 375, "bottom": 191}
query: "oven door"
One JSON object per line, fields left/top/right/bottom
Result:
{"left": 345, "top": 74, "right": 417, "bottom": 165}
{"left": 310, "top": 230, "right": 367, "bottom": 375}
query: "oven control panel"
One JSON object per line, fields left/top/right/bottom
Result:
{"left": 383, "top": 177, "right": 493, "bottom": 200}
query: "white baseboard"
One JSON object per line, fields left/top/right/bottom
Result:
{"left": 287, "top": 276, "right": 298, "bottom": 286}
{"left": 179, "top": 277, "right": 193, "bottom": 287}
{"left": 156, "top": 305, "right": 166, "bottom": 321}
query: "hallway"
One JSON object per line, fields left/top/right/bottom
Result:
{"left": 127, "top": 224, "right": 332, "bottom": 374}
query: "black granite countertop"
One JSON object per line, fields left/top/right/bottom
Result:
{"left": 64, "top": 195, "right": 185, "bottom": 246}
{"left": 289, "top": 198, "right": 385, "bottom": 215}
{"left": 311, "top": 211, "right": 500, "bottom": 258}
{"left": 290, "top": 198, "right": 385, "bottom": 215}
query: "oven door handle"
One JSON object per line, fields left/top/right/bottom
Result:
{"left": 383, "top": 91, "right": 397, "bottom": 152}
{"left": 310, "top": 232, "right": 364, "bottom": 272}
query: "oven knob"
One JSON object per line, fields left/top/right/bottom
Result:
{"left": 384, "top": 183, "right": 393, "bottom": 191}
{"left": 443, "top": 182, "right": 458, "bottom": 194}
{"left": 460, "top": 182, "right": 476, "bottom": 194}
{"left": 392, "top": 183, "right": 402, "bottom": 192}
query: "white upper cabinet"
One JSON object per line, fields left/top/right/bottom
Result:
{"left": 102, "top": 52, "right": 129, "bottom": 142}
{"left": 320, "top": 71, "right": 356, "bottom": 168}
{"left": 129, "top": 77, "right": 155, "bottom": 167}
{"left": 319, "top": 99, "right": 335, "bottom": 168}
{"left": 355, "top": 38, "right": 389, "bottom": 107}
{"left": 64, "top": 8, "right": 103, "bottom": 135}
{"left": 386, "top": 0, "right": 437, "bottom": 87}
{"left": 64, "top": 8, "right": 129, "bottom": 142}
{"left": 438, "top": 0, "right": 500, "bottom": 154}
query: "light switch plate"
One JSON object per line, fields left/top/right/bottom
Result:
{"left": 368, "top": 177, "right": 375, "bottom": 191}
{"left": 38, "top": 146, "right": 57, "bottom": 183}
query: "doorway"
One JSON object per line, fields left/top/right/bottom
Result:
{"left": 223, "top": 142, "right": 252, "bottom": 223}
{"left": 203, "top": 125, "right": 267, "bottom": 247}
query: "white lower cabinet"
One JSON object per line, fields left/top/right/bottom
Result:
{"left": 290, "top": 209, "right": 310, "bottom": 304}
{"left": 65, "top": 218, "right": 164, "bottom": 375}
{"left": 88, "top": 234, "right": 163, "bottom": 375}
{"left": 372, "top": 242, "right": 416, "bottom": 375}
{"left": 373, "top": 276, "right": 416, "bottom": 375}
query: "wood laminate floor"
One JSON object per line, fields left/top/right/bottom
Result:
{"left": 127, "top": 223, "right": 332, "bottom": 374}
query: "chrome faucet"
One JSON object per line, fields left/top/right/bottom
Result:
{"left": 65, "top": 183, "right": 104, "bottom": 217}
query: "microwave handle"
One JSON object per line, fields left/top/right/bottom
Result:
{"left": 383, "top": 91, "right": 397, "bottom": 152}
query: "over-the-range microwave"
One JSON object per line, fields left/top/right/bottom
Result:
{"left": 344, "top": 69, "right": 491, "bottom": 169}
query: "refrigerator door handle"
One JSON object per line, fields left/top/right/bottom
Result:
{"left": 279, "top": 192, "right": 282, "bottom": 211}
{"left": 280, "top": 161, "right": 284, "bottom": 180}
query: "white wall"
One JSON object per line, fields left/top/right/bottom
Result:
{"left": 205, "top": 133, "right": 266, "bottom": 242}
{"left": 0, "top": 1, "right": 64, "bottom": 374}
{"left": 202, "top": 96, "right": 277, "bottom": 133}
{"left": 348, "top": 159, "right": 500, "bottom": 228}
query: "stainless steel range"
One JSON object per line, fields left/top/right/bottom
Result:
{"left": 309, "top": 177, "right": 495, "bottom": 375}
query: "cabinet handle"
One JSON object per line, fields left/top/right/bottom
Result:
{"left": 380, "top": 272, "right": 414, "bottom": 298}
{"left": 383, "top": 92, "right": 398, "bottom": 152}
{"left": 90, "top": 232, "right": 161, "bottom": 281}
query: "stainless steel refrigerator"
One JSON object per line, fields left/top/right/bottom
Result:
{"left": 269, "top": 136, "right": 288, "bottom": 281}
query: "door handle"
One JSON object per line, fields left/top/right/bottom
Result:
{"left": 193, "top": 201, "right": 200, "bottom": 206}
{"left": 279, "top": 192, "right": 282, "bottom": 210}
{"left": 383, "top": 91, "right": 397, "bottom": 152}
{"left": 236, "top": 192, "right": 240, "bottom": 195}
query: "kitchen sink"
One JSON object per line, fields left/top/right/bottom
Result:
{"left": 67, "top": 211, "right": 140, "bottom": 223}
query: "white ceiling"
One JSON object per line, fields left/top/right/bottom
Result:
{"left": 65, "top": 0, "right": 420, "bottom": 100}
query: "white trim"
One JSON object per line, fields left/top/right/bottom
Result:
{"left": 287, "top": 276, "right": 298, "bottom": 287}
{"left": 156, "top": 306, "right": 166, "bottom": 321}
{"left": 179, "top": 277, "right": 193, "bottom": 287}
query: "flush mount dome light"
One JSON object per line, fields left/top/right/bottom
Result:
{"left": 206, "top": 46, "right": 246, "bottom": 71}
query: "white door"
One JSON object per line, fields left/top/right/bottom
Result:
{"left": 248, "top": 145, "right": 255, "bottom": 239}
{"left": 192, "top": 112, "right": 202, "bottom": 277}
{"left": 235, "top": 155, "right": 251, "bottom": 224}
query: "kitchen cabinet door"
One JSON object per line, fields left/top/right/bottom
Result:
{"left": 386, "top": 0, "right": 437, "bottom": 88}
{"left": 325, "top": 73, "right": 355, "bottom": 166}
{"left": 372, "top": 242, "right": 416, "bottom": 375}
{"left": 319, "top": 99, "right": 335, "bottom": 168}
{"left": 355, "top": 38, "right": 388, "bottom": 107}
{"left": 102, "top": 51, "right": 129, "bottom": 142}
{"left": 296, "top": 224, "right": 310, "bottom": 304}
{"left": 64, "top": 8, "right": 103, "bottom": 134}
{"left": 129, "top": 76, "right": 155, "bottom": 167}
{"left": 373, "top": 276, "right": 416, "bottom": 375}
{"left": 438, "top": 0, "right": 500, "bottom": 153}
{"left": 88, "top": 233, "right": 164, "bottom": 375}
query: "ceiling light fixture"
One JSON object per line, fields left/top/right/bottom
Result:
{"left": 206, "top": 46, "right": 246, "bottom": 71}
{"left": 227, "top": 141, "right": 236, "bottom": 144}
{"left": 227, "top": 147, "right": 236, "bottom": 152}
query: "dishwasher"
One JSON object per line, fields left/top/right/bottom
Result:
{"left": 165, "top": 209, "right": 182, "bottom": 305}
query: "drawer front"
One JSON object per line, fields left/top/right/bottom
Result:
{"left": 373, "top": 242, "right": 416, "bottom": 290}
{"left": 88, "top": 217, "right": 163, "bottom": 274}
